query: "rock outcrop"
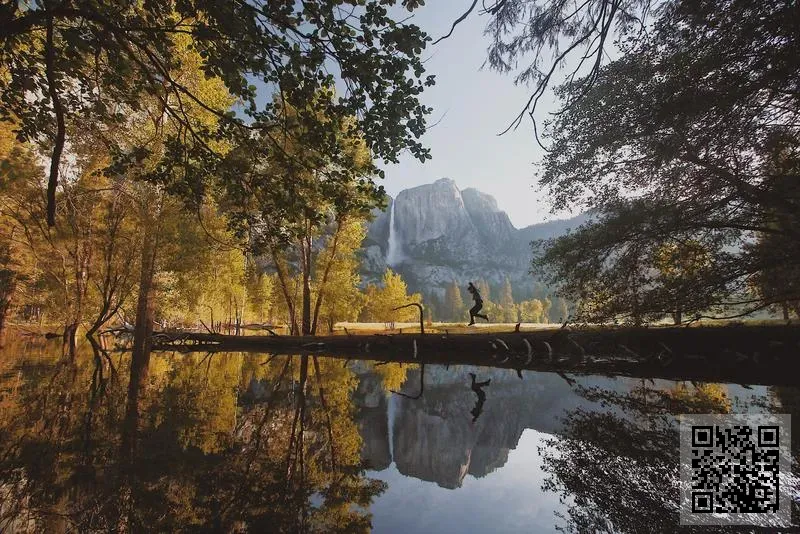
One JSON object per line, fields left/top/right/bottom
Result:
{"left": 360, "top": 178, "right": 588, "bottom": 299}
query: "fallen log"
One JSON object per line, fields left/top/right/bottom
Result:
{"left": 148, "top": 324, "right": 800, "bottom": 386}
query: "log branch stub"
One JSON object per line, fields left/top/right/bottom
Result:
{"left": 392, "top": 302, "right": 425, "bottom": 334}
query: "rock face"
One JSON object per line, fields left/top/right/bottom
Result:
{"left": 361, "top": 178, "right": 588, "bottom": 299}
{"left": 352, "top": 366, "right": 635, "bottom": 489}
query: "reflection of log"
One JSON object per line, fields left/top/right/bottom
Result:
{"left": 150, "top": 325, "right": 800, "bottom": 387}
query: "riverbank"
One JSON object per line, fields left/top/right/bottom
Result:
{"left": 148, "top": 323, "right": 800, "bottom": 387}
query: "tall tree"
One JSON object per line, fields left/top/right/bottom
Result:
{"left": 476, "top": 279, "right": 491, "bottom": 303}
{"left": 223, "top": 96, "right": 379, "bottom": 335}
{"left": 360, "top": 269, "right": 422, "bottom": 325}
{"left": 245, "top": 266, "right": 275, "bottom": 325}
{"left": 313, "top": 219, "right": 368, "bottom": 333}
{"left": 444, "top": 280, "right": 465, "bottom": 322}
{"left": 0, "top": 127, "right": 141, "bottom": 350}
{"left": 498, "top": 276, "right": 517, "bottom": 322}
{"left": 532, "top": 0, "right": 800, "bottom": 322}
{"left": 0, "top": 241, "right": 18, "bottom": 341}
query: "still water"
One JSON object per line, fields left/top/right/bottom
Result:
{"left": 0, "top": 336, "right": 797, "bottom": 533}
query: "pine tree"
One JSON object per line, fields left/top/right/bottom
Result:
{"left": 499, "top": 277, "right": 517, "bottom": 322}
{"left": 444, "top": 281, "right": 465, "bottom": 321}
{"left": 500, "top": 278, "right": 514, "bottom": 307}
{"left": 543, "top": 297, "right": 553, "bottom": 323}
{"left": 476, "top": 280, "right": 491, "bottom": 302}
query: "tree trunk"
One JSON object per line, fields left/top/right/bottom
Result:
{"left": 270, "top": 245, "right": 299, "bottom": 335}
{"left": 121, "top": 224, "right": 158, "bottom": 461}
{"left": 65, "top": 242, "right": 90, "bottom": 357}
{"left": 630, "top": 279, "right": 642, "bottom": 327}
{"left": 301, "top": 235, "right": 312, "bottom": 336}
{"left": 311, "top": 220, "right": 343, "bottom": 335}
{"left": 63, "top": 322, "right": 78, "bottom": 356}
{"left": 0, "top": 273, "right": 16, "bottom": 342}
{"left": 0, "top": 306, "right": 8, "bottom": 346}
{"left": 782, "top": 301, "right": 790, "bottom": 321}
{"left": 673, "top": 309, "right": 682, "bottom": 325}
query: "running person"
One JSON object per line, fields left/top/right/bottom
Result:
{"left": 467, "top": 282, "right": 489, "bottom": 325}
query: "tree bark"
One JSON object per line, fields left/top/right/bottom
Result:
{"left": 311, "top": 220, "right": 343, "bottom": 335}
{"left": 0, "top": 273, "right": 16, "bottom": 342}
{"left": 301, "top": 234, "right": 312, "bottom": 336}
{"left": 64, "top": 242, "right": 91, "bottom": 357}
{"left": 121, "top": 221, "right": 158, "bottom": 461}
{"left": 44, "top": 11, "right": 66, "bottom": 227}
{"left": 270, "top": 244, "right": 299, "bottom": 335}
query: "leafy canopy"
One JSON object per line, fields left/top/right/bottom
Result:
{"left": 532, "top": 0, "right": 800, "bottom": 322}
{"left": 0, "top": 0, "right": 435, "bottom": 224}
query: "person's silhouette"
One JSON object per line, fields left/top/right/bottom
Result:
{"left": 466, "top": 282, "right": 489, "bottom": 325}
{"left": 469, "top": 372, "right": 490, "bottom": 422}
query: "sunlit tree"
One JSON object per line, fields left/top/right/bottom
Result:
{"left": 360, "top": 269, "right": 422, "bottom": 325}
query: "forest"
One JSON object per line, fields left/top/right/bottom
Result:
{"left": 0, "top": 0, "right": 797, "bottom": 391}
{"left": 2, "top": 0, "right": 796, "bottom": 341}
{"left": 1, "top": 0, "right": 799, "bottom": 531}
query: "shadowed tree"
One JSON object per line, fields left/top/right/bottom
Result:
{"left": 444, "top": 280, "right": 465, "bottom": 322}
{"left": 438, "top": 0, "right": 655, "bottom": 142}
{"left": 530, "top": 0, "right": 800, "bottom": 323}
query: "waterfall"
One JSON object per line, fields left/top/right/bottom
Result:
{"left": 386, "top": 200, "right": 402, "bottom": 266}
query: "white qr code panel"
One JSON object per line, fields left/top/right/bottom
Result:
{"left": 680, "top": 414, "right": 793, "bottom": 527}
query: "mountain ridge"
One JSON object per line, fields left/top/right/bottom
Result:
{"left": 360, "top": 178, "right": 588, "bottom": 305}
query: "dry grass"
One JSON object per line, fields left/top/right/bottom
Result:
{"left": 333, "top": 321, "right": 564, "bottom": 335}
{"left": 330, "top": 318, "right": 794, "bottom": 336}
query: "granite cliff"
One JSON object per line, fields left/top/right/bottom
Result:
{"left": 360, "top": 178, "right": 588, "bottom": 300}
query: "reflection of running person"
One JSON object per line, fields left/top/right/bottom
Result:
{"left": 467, "top": 282, "right": 489, "bottom": 325}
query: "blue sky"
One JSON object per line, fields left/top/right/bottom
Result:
{"left": 381, "top": 4, "right": 573, "bottom": 228}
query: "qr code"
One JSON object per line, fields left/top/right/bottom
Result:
{"left": 690, "top": 424, "right": 779, "bottom": 513}
{"left": 680, "top": 414, "right": 792, "bottom": 527}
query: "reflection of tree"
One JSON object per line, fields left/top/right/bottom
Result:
{"left": 0, "top": 345, "right": 385, "bottom": 532}
{"left": 371, "top": 362, "right": 410, "bottom": 392}
{"left": 761, "top": 385, "right": 800, "bottom": 526}
{"left": 540, "top": 382, "right": 733, "bottom": 534}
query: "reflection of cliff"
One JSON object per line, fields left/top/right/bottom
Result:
{"left": 353, "top": 365, "right": 634, "bottom": 489}
{"left": 353, "top": 370, "right": 391, "bottom": 470}
{"left": 391, "top": 386, "right": 523, "bottom": 488}
{"left": 358, "top": 403, "right": 391, "bottom": 471}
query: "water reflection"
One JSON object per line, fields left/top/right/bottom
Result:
{"left": 0, "top": 335, "right": 796, "bottom": 533}
{"left": 0, "top": 338, "right": 383, "bottom": 532}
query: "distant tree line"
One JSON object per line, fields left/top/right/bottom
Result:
{"left": 425, "top": 277, "right": 570, "bottom": 324}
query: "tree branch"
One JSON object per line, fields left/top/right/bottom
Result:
{"left": 432, "top": 0, "right": 479, "bottom": 45}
